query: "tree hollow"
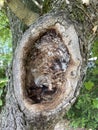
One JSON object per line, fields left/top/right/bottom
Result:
{"left": 13, "top": 13, "right": 82, "bottom": 119}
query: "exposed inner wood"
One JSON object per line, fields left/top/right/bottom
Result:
{"left": 25, "top": 29, "right": 70, "bottom": 104}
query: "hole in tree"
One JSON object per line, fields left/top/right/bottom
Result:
{"left": 24, "top": 29, "right": 70, "bottom": 104}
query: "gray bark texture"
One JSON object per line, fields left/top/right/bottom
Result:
{"left": 0, "top": 0, "right": 98, "bottom": 130}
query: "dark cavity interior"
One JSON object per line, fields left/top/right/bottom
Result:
{"left": 25, "top": 29, "right": 70, "bottom": 104}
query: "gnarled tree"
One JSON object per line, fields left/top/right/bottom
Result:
{"left": 0, "top": 0, "right": 98, "bottom": 130}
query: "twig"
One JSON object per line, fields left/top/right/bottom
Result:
{"left": 31, "top": 0, "right": 42, "bottom": 9}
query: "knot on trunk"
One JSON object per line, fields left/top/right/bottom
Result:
{"left": 13, "top": 12, "right": 82, "bottom": 119}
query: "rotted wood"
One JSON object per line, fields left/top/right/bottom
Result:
{"left": 13, "top": 11, "right": 83, "bottom": 129}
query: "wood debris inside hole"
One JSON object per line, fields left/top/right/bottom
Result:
{"left": 25, "top": 29, "right": 70, "bottom": 104}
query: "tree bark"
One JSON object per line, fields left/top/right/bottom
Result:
{"left": 5, "top": 0, "right": 39, "bottom": 26}
{"left": 0, "top": 0, "right": 97, "bottom": 130}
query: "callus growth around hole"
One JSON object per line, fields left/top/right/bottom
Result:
{"left": 13, "top": 13, "right": 82, "bottom": 116}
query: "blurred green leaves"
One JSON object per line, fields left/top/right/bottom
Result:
{"left": 0, "top": 10, "right": 12, "bottom": 78}
{"left": 84, "top": 81, "right": 94, "bottom": 90}
{"left": 0, "top": 10, "right": 11, "bottom": 40}
{"left": 93, "top": 98, "right": 98, "bottom": 109}
{"left": 0, "top": 10, "right": 12, "bottom": 107}
{"left": 0, "top": 99, "right": 3, "bottom": 106}
{"left": 92, "top": 40, "right": 98, "bottom": 57}
{"left": 0, "top": 78, "right": 8, "bottom": 88}
{"left": 66, "top": 39, "right": 98, "bottom": 130}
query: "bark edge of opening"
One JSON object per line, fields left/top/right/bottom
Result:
{"left": 13, "top": 12, "right": 82, "bottom": 118}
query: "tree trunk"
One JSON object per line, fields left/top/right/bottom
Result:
{"left": 0, "top": 0, "right": 97, "bottom": 130}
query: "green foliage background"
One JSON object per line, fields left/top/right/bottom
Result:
{"left": 66, "top": 40, "right": 98, "bottom": 130}
{"left": 0, "top": 10, "right": 98, "bottom": 130}
{"left": 0, "top": 10, "right": 12, "bottom": 106}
